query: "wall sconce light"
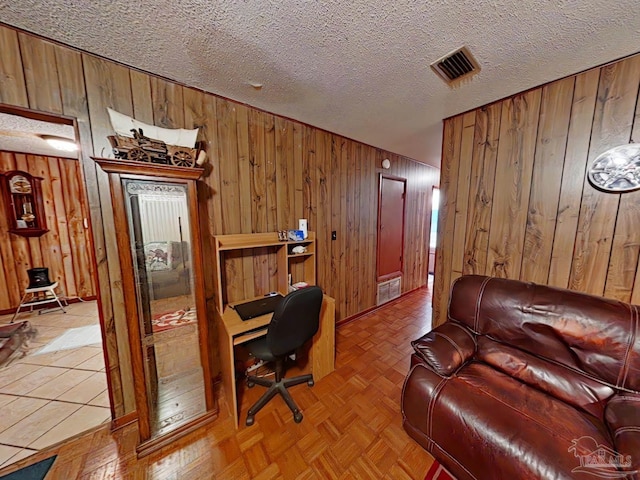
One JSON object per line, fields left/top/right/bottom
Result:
{"left": 382, "top": 158, "right": 391, "bottom": 169}
{"left": 41, "top": 135, "right": 78, "bottom": 152}
{"left": 588, "top": 143, "right": 640, "bottom": 192}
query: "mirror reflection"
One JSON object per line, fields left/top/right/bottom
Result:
{"left": 123, "top": 178, "right": 206, "bottom": 437}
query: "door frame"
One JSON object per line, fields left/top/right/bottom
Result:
{"left": 376, "top": 173, "right": 407, "bottom": 282}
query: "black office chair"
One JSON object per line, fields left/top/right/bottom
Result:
{"left": 245, "top": 286, "right": 323, "bottom": 426}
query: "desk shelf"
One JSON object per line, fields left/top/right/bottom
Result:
{"left": 213, "top": 232, "right": 316, "bottom": 312}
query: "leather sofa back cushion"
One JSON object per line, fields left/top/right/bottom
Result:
{"left": 477, "top": 336, "right": 614, "bottom": 418}
{"left": 449, "top": 275, "right": 640, "bottom": 392}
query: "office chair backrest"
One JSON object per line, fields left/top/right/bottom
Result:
{"left": 266, "top": 286, "right": 323, "bottom": 357}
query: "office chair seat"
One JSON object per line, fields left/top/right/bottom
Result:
{"left": 245, "top": 286, "right": 323, "bottom": 426}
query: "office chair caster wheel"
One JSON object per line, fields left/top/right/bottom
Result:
{"left": 247, "top": 380, "right": 255, "bottom": 388}
{"left": 307, "top": 379, "right": 314, "bottom": 387}
{"left": 246, "top": 415, "right": 255, "bottom": 426}
{"left": 294, "top": 412, "right": 303, "bottom": 423}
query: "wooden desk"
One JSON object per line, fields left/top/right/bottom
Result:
{"left": 217, "top": 294, "right": 335, "bottom": 428}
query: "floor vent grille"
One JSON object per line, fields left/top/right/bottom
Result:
{"left": 377, "top": 277, "right": 401, "bottom": 306}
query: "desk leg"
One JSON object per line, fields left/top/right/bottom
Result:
{"left": 217, "top": 312, "right": 239, "bottom": 428}
{"left": 312, "top": 296, "right": 335, "bottom": 380}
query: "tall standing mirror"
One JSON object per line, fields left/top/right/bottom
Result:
{"left": 94, "top": 157, "right": 216, "bottom": 456}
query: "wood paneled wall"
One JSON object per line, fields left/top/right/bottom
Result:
{"left": 0, "top": 25, "right": 438, "bottom": 420}
{"left": 434, "top": 53, "right": 640, "bottom": 327}
{"left": 0, "top": 151, "right": 96, "bottom": 311}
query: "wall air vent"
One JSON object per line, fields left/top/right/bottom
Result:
{"left": 430, "top": 46, "right": 480, "bottom": 86}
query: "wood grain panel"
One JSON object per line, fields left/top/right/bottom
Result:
{"left": 18, "top": 34, "right": 63, "bottom": 114}
{"left": 521, "top": 77, "right": 575, "bottom": 284}
{"left": 606, "top": 58, "right": 640, "bottom": 301}
{"left": 570, "top": 56, "right": 640, "bottom": 296}
{"left": 437, "top": 52, "right": 640, "bottom": 328}
{"left": 486, "top": 89, "right": 542, "bottom": 279}
{"left": 463, "top": 103, "right": 502, "bottom": 276}
{"left": 433, "top": 116, "right": 463, "bottom": 327}
{"left": 548, "top": 69, "right": 601, "bottom": 289}
{"left": 83, "top": 53, "right": 136, "bottom": 416}
{"left": 451, "top": 112, "right": 476, "bottom": 276}
{"left": 0, "top": 28, "right": 28, "bottom": 106}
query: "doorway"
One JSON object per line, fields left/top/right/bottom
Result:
{"left": 0, "top": 105, "right": 109, "bottom": 468}
{"left": 429, "top": 187, "right": 439, "bottom": 276}
{"left": 377, "top": 174, "right": 406, "bottom": 282}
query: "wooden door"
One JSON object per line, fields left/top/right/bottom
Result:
{"left": 377, "top": 175, "right": 406, "bottom": 281}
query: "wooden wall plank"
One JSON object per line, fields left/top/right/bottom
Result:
{"left": 486, "top": 89, "right": 542, "bottom": 279}
{"left": 150, "top": 77, "right": 184, "bottom": 128}
{"left": 463, "top": 103, "right": 501, "bottom": 276}
{"left": 548, "top": 69, "right": 600, "bottom": 289}
{"left": 570, "top": 56, "right": 640, "bottom": 296}
{"left": 83, "top": 53, "right": 136, "bottom": 416}
{"left": 433, "top": 116, "right": 463, "bottom": 327}
{"left": 521, "top": 76, "right": 575, "bottom": 284}
{"left": 18, "top": 34, "right": 63, "bottom": 114}
{"left": 451, "top": 112, "right": 476, "bottom": 276}
{"left": 130, "top": 71, "right": 154, "bottom": 123}
{"left": 0, "top": 28, "right": 28, "bottom": 106}
{"left": 0, "top": 152, "right": 21, "bottom": 309}
{"left": 604, "top": 57, "right": 640, "bottom": 301}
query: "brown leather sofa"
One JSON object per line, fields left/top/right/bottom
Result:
{"left": 402, "top": 275, "right": 639, "bottom": 480}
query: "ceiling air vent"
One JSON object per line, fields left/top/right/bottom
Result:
{"left": 430, "top": 46, "right": 480, "bottom": 86}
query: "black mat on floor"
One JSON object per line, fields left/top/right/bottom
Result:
{"left": 0, "top": 455, "right": 56, "bottom": 480}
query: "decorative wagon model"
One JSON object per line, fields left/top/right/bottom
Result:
{"left": 107, "top": 108, "right": 207, "bottom": 168}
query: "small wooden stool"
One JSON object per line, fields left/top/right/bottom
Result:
{"left": 11, "top": 282, "right": 67, "bottom": 323}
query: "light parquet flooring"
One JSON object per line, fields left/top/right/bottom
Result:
{"left": 0, "top": 286, "right": 436, "bottom": 479}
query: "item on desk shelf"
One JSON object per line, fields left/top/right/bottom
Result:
{"left": 288, "top": 230, "right": 304, "bottom": 241}
{"left": 289, "top": 281, "right": 309, "bottom": 292}
{"left": 298, "top": 219, "right": 308, "bottom": 239}
{"left": 277, "top": 230, "right": 288, "bottom": 241}
{"left": 291, "top": 245, "right": 307, "bottom": 254}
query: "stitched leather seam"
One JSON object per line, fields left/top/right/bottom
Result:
{"left": 613, "top": 395, "right": 640, "bottom": 402}
{"left": 618, "top": 304, "right": 637, "bottom": 389}
{"left": 427, "top": 439, "right": 480, "bottom": 480}
{"left": 450, "top": 322, "right": 477, "bottom": 348}
{"left": 474, "top": 277, "right": 491, "bottom": 332}
{"left": 614, "top": 426, "right": 640, "bottom": 437}
{"left": 400, "top": 364, "right": 419, "bottom": 419}
{"left": 426, "top": 376, "right": 448, "bottom": 441}
{"left": 433, "top": 331, "right": 465, "bottom": 361}
{"left": 446, "top": 276, "right": 464, "bottom": 324}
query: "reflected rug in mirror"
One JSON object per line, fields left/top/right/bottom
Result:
{"left": 152, "top": 309, "right": 197, "bottom": 333}
{"left": 0, "top": 455, "right": 56, "bottom": 480}
{"left": 425, "top": 460, "right": 456, "bottom": 480}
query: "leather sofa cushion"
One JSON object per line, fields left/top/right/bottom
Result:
{"left": 403, "top": 361, "right": 613, "bottom": 480}
{"left": 449, "top": 275, "right": 640, "bottom": 392}
{"left": 411, "top": 322, "right": 476, "bottom": 376}
{"left": 477, "top": 336, "right": 614, "bottom": 419}
{"left": 605, "top": 394, "right": 640, "bottom": 473}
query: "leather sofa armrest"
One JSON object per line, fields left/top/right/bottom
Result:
{"left": 605, "top": 394, "right": 640, "bottom": 474}
{"left": 410, "top": 322, "right": 476, "bottom": 377}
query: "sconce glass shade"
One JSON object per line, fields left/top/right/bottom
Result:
{"left": 588, "top": 144, "right": 640, "bottom": 192}
{"left": 42, "top": 135, "right": 78, "bottom": 152}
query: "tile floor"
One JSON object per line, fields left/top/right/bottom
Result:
{"left": 0, "top": 300, "right": 111, "bottom": 468}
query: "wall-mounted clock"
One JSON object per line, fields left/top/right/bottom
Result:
{"left": 588, "top": 144, "right": 640, "bottom": 193}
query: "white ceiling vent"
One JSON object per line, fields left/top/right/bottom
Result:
{"left": 431, "top": 46, "right": 480, "bottom": 86}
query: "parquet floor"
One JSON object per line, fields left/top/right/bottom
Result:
{"left": 0, "top": 286, "right": 436, "bottom": 479}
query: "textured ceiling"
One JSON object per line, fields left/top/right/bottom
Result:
{"left": 2, "top": 1, "right": 640, "bottom": 167}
